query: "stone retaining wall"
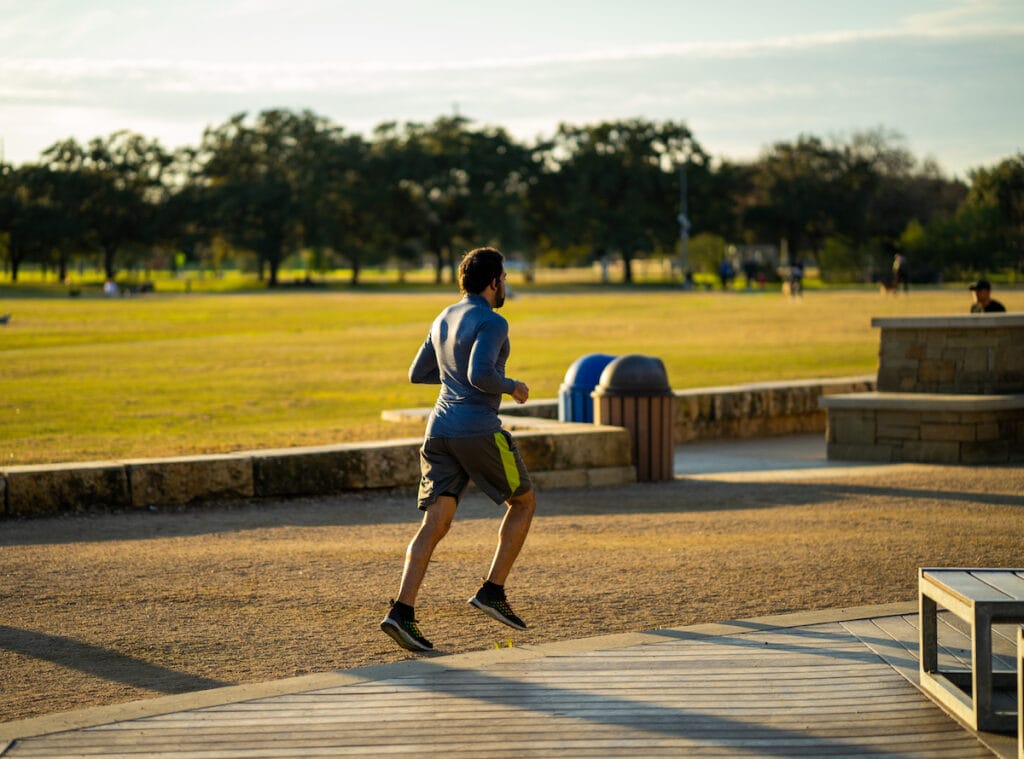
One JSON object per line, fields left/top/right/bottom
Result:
{"left": 1, "top": 424, "right": 634, "bottom": 518}
{"left": 384, "top": 375, "right": 877, "bottom": 443}
{"left": 3, "top": 376, "right": 877, "bottom": 518}
{"left": 823, "top": 392, "right": 1024, "bottom": 464}
{"left": 671, "top": 376, "right": 876, "bottom": 442}
{"left": 823, "top": 313, "right": 1024, "bottom": 464}
{"left": 875, "top": 314, "right": 1024, "bottom": 394}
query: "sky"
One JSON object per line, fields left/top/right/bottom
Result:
{"left": 1, "top": 0, "right": 1022, "bottom": 178}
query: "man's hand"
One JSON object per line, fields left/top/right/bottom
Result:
{"left": 512, "top": 380, "right": 530, "bottom": 404}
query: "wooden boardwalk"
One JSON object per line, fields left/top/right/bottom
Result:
{"left": 2, "top": 604, "right": 1017, "bottom": 758}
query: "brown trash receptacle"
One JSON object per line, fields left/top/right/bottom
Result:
{"left": 591, "top": 354, "right": 674, "bottom": 481}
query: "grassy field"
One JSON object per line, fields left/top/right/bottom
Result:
{"left": 2, "top": 284, "right": 1019, "bottom": 466}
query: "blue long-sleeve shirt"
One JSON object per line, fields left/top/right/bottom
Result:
{"left": 410, "top": 293, "right": 517, "bottom": 438}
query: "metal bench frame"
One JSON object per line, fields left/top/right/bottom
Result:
{"left": 919, "top": 568, "right": 1024, "bottom": 733}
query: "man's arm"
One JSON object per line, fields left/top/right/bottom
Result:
{"left": 409, "top": 335, "right": 441, "bottom": 384}
{"left": 467, "top": 319, "right": 522, "bottom": 398}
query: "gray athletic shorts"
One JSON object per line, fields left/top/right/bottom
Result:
{"left": 417, "top": 430, "right": 532, "bottom": 510}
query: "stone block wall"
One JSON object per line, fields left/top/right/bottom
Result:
{"left": 1, "top": 425, "right": 634, "bottom": 518}
{"left": 874, "top": 314, "right": 1024, "bottom": 394}
{"left": 672, "top": 376, "right": 876, "bottom": 443}
{"left": 2, "top": 375, "right": 880, "bottom": 517}
{"left": 825, "top": 395, "right": 1024, "bottom": 464}
{"left": 384, "top": 375, "right": 877, "bottom": 444}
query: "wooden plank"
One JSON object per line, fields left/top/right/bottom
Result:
{"left": 924, "top": 569, "right": 1017, "bottom": 603}
{"left": 976, "top": 571, "right": 1024, "bottom": 601}
{"left": 4, "top": 618, "right": 999, "bottom": 759}
{"left": 634, "top": 396, "right": 649, "bottom": 480}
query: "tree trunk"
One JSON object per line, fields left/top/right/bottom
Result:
{"left": 103, "top": 244, "right": 117, "bottom": 280}
{"left": 433, "top": 251, "right": 444, "bottom": 284}
{"left": 447, "top": 248, "right": 457, "bottom": 284}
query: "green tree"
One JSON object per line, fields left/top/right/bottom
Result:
{"left": 965, "top": 153, "right": 1024, "bottom": 271}
{"left": 544, "top": 119, "right": 705, "bottom": 283}
{"left": 743, "top": 135, "right": 844, "bottom": 264}
{"left": 201, "top": 110, "right": 318, "bottom": 286}
{"left": 42, "top": 132, "right": 170, "bottom": 279}
{"left": 687, "top": 232, "right": 728, "bottom": 275}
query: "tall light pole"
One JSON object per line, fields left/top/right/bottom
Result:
{"left": 677, "top": 162, "right": 691, "bottom": 285}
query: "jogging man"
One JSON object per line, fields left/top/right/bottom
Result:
{"left": 380, "top": 247, "right": 537, "bottom": 652}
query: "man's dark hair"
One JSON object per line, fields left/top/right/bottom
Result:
{"left": 458, "top": 247, "right": 504, "bottom": 294}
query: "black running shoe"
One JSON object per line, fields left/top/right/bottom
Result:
{"left": 380, "top": 601, "right": 433, "bottom": 652}
{"left": 469, "top": 584, "right": 527, "bottom": 630}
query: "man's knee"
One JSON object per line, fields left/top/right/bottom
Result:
{"left": 422, "top": 496, "right": 457, "bottom": 537}
{"left": 507, "top": 488, "right": 536, "bottom": 515}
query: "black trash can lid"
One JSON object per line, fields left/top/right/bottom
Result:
{"left": 593, "top": 354, "right": 672, "bottom": 397}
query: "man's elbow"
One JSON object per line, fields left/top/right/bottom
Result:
{"left": 410, "top": 369, "right": 440, "bottom": 384}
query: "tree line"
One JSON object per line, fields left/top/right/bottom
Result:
{"left": 1, "top": 109, "right": 1021, "bottom": 286}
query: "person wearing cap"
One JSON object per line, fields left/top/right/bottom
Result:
{"left": 968, "top": 279, "right": 1006, "bottom": 313}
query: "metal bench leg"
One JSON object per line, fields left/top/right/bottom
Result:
{"left": 972, "top": 609, "right": 993, "bottom": 731}
{"left": 920, "top": 592, "right": 938, "bottom": 673}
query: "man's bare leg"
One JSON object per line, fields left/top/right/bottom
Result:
{"left": 396, "top": 495, "right": 458, "bottom": 606}
{"left": 485, "top": 488, "right": 537, "bottom": 585}
{"left": 381, "top": 495, "right": 458, "bottom": 652}
{"left": 469, "top": 488, "right": 536, "bottom": 630}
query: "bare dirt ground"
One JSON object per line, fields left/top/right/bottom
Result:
{"left": 2, "top": 463, "right": 1022, "bottom": 723}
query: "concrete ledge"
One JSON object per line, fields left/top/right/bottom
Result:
{"left": 1, "top": 424, "right": 634, "bottom": 518}
{"left": 872, "top": 313, "right": 1024, "bottom": 329}
{"left": 125, "top": 454, "right": 255, "bottom": 507}
{"left": 821, "top": 392, "right": 1024, "bottom": 412}
{"left": 3, "top": 462, "right": 130, "bottom": 516}
{"left": 381, "top": 398, "right": 558, "bottom": 424}
{"left": 252, "top": 439, "right": 423, "bottom": 498}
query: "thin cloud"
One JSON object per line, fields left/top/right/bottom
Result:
{"left": 904, "top": 0, "right": 1015, "bottom": 32}
{"left": 2, "top": 23, "right": 1022, "bottom": 99}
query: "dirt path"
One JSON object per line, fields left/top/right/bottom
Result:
{"left": 2, "top": 464, "right": 1022, "bottom": 722}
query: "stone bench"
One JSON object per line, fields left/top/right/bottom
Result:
{"left": 820, "top": 392, "right": 1024, "bottom": 463}
{"left": 823, "top": 313, "right": 1024, "bottom": 464}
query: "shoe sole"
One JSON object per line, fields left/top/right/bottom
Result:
{"left": 468, "top": 596, "right": 527, "bottom": 630}
{"left": 380, "top": 618, "right": 432, "bottom": 652}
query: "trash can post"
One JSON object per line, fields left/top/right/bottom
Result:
{"left": 592, "top": 354, "right": 674, "bottom": 481}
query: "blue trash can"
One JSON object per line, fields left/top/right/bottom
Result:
{"left": 558, "top": 353, "right": 617, "bottom": 422}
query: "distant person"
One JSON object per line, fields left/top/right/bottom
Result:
{"left": 717, "top": 259, "right": 734, "bottom": 290}
{"left": 892, "top": 254, "right": 910, "bottom": 294}
{"left": 788, "top": 259, "right": 804, "bottom": 298}
{"left": 380, "top": 247, "right": 537, "bottom": 653}
{"left": 743, "top": 258, "right": 758, "bottom": 289}
{"left": 103, "top": 278, "right": 119, "bottom": 297}
{"left": 969, "top": 279, "right": 1006, "bottom": 313}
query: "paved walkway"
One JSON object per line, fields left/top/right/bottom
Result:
{"left": 2, "top": 603, "right": 1017, "bottom": 758}
{"left": 2, "top": 436, "right": 1018, "bottom": 757}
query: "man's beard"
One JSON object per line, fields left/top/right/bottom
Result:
{"left": 494, "top": 283, "right": 506, "bottom": 309}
